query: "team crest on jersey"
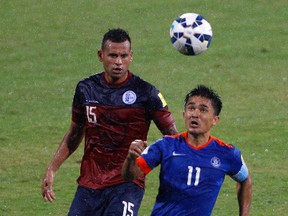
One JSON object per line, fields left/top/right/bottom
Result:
{"left": 122, "top": 90, "right": 137, "bottom": 104}
{"left": 210, "top": 157, "right": 221, "bottom": 168}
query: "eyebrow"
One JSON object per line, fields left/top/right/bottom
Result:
{"left": 187, "top": 102, "right": 209, "bottom": 109}
{"left": 199, "top": 104, "right": 209, "bottom": 108}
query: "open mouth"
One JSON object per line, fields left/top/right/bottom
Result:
{"left": 190, "top": 120, "right": 199, "bottom": 128}
{"left": 113, "top": 67, "right": 122, "bottom": 73}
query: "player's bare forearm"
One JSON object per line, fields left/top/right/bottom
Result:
{"left": 42, "top": 121, "right": 84, "bottom": 202}
{"left": 122, "top": 157, "right": 142, "bottom": 181}
{"left": 48, "top": 121, "right": 84, "bottom": 171}
{"left": 237, "top": 175, "right": 252, "bottom": 216}
{"left": 122, "top": 140, "right": 147, "bottom": 181}
{"left": 161, "top": 123, "right": 178, "bottom": 135}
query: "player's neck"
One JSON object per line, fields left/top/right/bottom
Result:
{"left": 103, "top": 71, "right": 130, "bottom": 86}
{"left": 187, "top": 132, "right": 210, "bottom": 147}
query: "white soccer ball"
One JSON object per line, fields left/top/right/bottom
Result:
{"left": 170, "top": 13, "right": 213, "bottom": 56}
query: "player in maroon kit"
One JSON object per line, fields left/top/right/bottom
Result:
{"left": 41, "top": 28, "right": 178, "bottom": 215}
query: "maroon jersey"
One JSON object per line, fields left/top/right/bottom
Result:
{"left": 72, "top": 71, "right": 175, "bottom": 189}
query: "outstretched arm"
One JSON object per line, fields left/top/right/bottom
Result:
{"left": 121, "top": 140, "right": 147, "bottom": 181}
{"left": 41, "top": 121, "right": 85, "bottom": 202}
{"left": 237, "top": 175, "right": 252, "bottom": 216}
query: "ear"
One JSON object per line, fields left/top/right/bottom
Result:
{"left": 212, "top": 115, "right": 220, "bottom": 126}
{"left": 130, "top": 50, "right": 134, "bottom": 61}
{"left": 97, "top": 50, "right": 103, "bottom": 62}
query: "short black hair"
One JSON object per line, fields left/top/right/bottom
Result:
{"left": 184, "top": 85, "right": 222, "bottom": 115}
{"left": 101, "top": 28, "right": 131, "bottom": 50}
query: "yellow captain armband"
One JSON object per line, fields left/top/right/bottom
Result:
{"left": 158, "top": 93, "right": 167, "bottom": 107}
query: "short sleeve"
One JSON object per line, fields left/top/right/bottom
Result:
{"left": 229, "top": 148, "right": 249, "bottom": 182}
{"left": 72, "top": 83, "right": 86, "bottom": 124}
{"left": 147, "top": 86, "right": 175, "bottom": 131}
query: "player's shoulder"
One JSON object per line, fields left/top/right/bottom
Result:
{"left": 211, "top": 136, "right": 242, "bottom": 158}
{"left": 82, "top": 72, "right": 102, "bottom": 83}
{"left": 211, "top": 136, "right": 235, "bottom": 149}
{"left": 149, "top": 136, "right": 179, "bottom": 155}
{"left": 164, "top": 132, "right": 185, "bottom": 139}
{"left": 161, "top": 133, "right": 186, "bottom": 146}
{"left": 153, "top": 133, "right": 187, "bottom": 157}
{"left": 76, "top": 72, "right": 102, "bottom": 87}
{"left": 130, "top": 72, "right": 157, "bottom": 89}
{"left": 152, "top": 133, "right": 181, "bottom": 145}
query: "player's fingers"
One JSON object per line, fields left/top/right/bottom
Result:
{"left": 134, "top": 148, "right": 141, "bottom": 155}
{"left": 131, "top": 140, "right": 142, "bottom": 146}
{"left": 134, "top": 145, "right": 146, "bottom": 155}
{"left": 47, "top": 191, "right": 56, "bottom": 202}
{"left": 42, "top": 179, "right": 56, "bottom": 202}
{"left": 132, "top": 140, "right": 147, "bottom": 150}
{"left": 133, "top": 139, "right": 143, "bottom": 142}
{"left": 140, "top": 141, "right": 148, "bottom": 150}
{"left": 135, "top": 142, "right": 146, "bottom": 152}
{"left": 43, "top": 189, "right": 56, "bottom": 202}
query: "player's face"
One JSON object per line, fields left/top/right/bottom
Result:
{"left": 183, "top": 96, "right": 220, "bottom": 137}
{"left": 98, "top": 40, "right": 133, "bottom": 84}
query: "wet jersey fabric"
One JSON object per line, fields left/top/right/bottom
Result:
{"left": 137, "top": 131, "right": 248, "bottom": 216}
{"left": 71, "top": 71, "right": 175, "bottom": 189}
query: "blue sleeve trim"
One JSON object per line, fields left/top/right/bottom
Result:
{"left": 232, "top": 163, "right": 249, "bottom": 182}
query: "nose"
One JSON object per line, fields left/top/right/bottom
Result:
{"left": 115, "top": 57, "right": 122, "bottom": 65}
{"left": 191, "top": 109, "right": 200, "bottom": 118}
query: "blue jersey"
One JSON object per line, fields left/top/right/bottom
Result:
{"left": 137, "top": 131, "right": 249, "bottom": 216}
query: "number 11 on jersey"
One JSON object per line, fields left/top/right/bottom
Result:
{"left": 187, "top": 166, "right": 201, "bottom": 186}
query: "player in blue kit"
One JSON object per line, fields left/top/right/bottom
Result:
{"left": 41, "top": 28, "right": 178, "bottom": 215}
{"left": 122, "top": 85, "right": 252, "bottom": 216}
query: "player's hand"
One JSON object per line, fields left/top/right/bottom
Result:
{"left": 41, "top": 170, "right": 56, "bottom": 202}
{"left": 127, "top": 139, "right": 147, "bottom": 160}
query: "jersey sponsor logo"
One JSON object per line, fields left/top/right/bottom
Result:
{"left": 210, "top": 157, "right": 221, "bottom": 168}
{"left": 87, "top": 100, "right": 99, "bottom": 104}
{"left": 122, "top": 90, "right": 137, "bottom": 105}
{"left": 158, "top": 92, "right": 167, "bottom": 107}
{"left": 172, "top": 151, "right": 186, "bottom": 156}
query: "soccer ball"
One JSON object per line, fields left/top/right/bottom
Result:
{"left": 170, "top": 13, "right": 213, "bottom": 56}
